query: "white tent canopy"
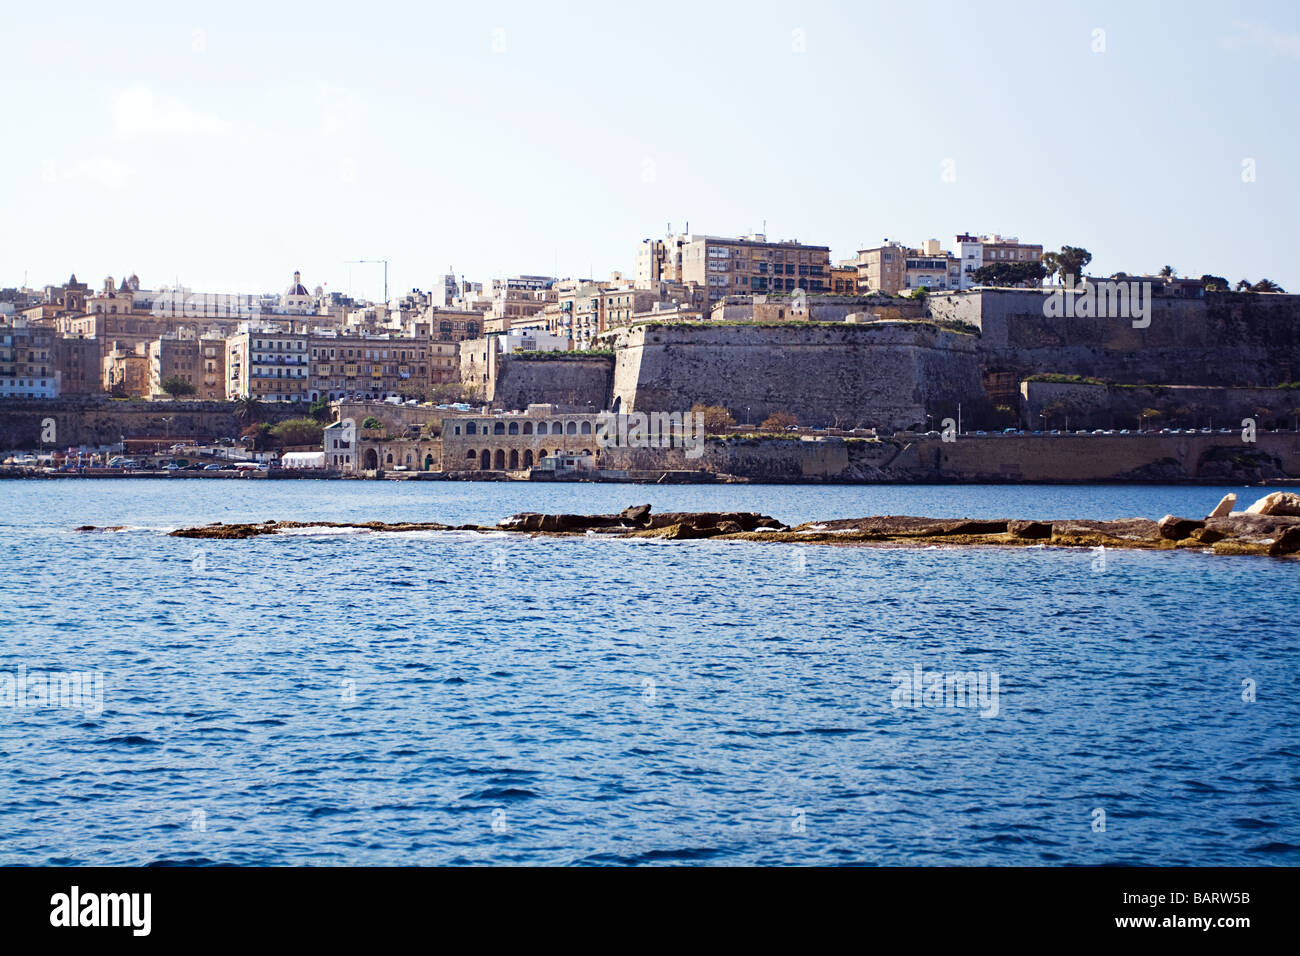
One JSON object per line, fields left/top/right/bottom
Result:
{"left": 281, "top": 452, "right": 327, "bottom": 469}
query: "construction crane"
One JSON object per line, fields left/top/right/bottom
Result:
{"left": 346, "top": 258, "right": 389, "bottom": 303}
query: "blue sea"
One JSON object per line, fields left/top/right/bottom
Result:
{"left": 0, "top": 479, "right": 1297, "bottom": 865}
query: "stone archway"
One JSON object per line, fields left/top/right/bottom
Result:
{"left": 509, "top": 449, "right": 519, "bottom": 470}
{"left": 363, "top": 448, "right": 379, "bottom": 470}
{"left": 494, "top": 449, "right": 506, "bottom": 470}
{"left": 480, "top": 449, "right": 491, "bottom": 470}
{"left": 523, "top": 450, "right": 533, "bottom": 468}
{"left": 424, "top": 454, "right": 435, "bottom": 471}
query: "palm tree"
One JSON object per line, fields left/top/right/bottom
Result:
{"left": 232, "top": 395, "right": 263, "bottom": 425}
{"left": 1252, "top": 279, "right": 1285, "bottom": 293}
{"left": 1159, "top": 265, "right": 1176, "bottom": 278}
{"left": 1235, "top": 279, "right": 1253, "bottom": 292}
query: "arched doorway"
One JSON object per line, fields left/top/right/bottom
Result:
{"left": 424, "top": 454, "right": 434, "bottom": 471}
{"left": 493, "top": 449, "right": 506, "bottom": 470}
{"left": 363, "top": 448, "right": 379, "bottom": 470}
{"left": 480, "top": 449, "right": 490, "bottom": 470}
{"left": 509, "top": 449, "right": 519, "bottom": 470}
{"left": 523, "top": 450, "right": 533, "bottom": 468}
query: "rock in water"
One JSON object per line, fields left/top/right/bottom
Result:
{"left": 1244, "top": 492, "right": 1300, "bottom": 517}
{"left": 620, "top": 504, "right": 653, "bottom": 524}
{"left": 1208, "top": 494, "right": 1237, "bottom": 518}
{"left": 1157, "top": 515, "right": 1205, "bottom": 540}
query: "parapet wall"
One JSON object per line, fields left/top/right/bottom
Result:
{"left": 492, "top": 356, "right": 613, "bottom": 411}
{"left": 609, "top": 322, "right": 986, "bottom": 430}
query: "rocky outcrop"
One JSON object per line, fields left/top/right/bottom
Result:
{"left": 153, "top": 497, "right": 1300, "bottom": 558}
{"left": 1209, "top": 494, "right": 1237, "bottom": 518}
{"left": 500, "top": 504, "right": 785, "bottom": 537}
{"left": 1244, "top": 491, "right": 1300, "bottom": 516}
{"left": 166, "top": 520, "right": 460, "bottom": 539}
{"left": 1157, "top": 515, "right": 1205, "bottom": 540}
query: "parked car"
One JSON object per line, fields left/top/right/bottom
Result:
{"left": 202, "top": 464, "right": 223, "bottom": 471}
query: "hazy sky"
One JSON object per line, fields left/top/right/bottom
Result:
{"left": 3, "top": 1, "right": 1298, "bottom": 301}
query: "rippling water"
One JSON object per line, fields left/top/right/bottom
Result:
{"left": 1, "top": 479, "right": 1297, "bottom": 865}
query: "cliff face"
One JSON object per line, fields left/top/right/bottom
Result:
{"left": 608, "top": 322, "right": 986, "bottom": 431}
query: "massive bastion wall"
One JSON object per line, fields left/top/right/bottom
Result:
{"left": 607, "top": 321, "right": 987, "bottom": 430}
{"left": 929, "top": 290, "right": 1300, "bottom": 387}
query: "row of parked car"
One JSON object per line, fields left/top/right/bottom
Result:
{"left": 104, "top": 457, "right": 271, "bottom": 472}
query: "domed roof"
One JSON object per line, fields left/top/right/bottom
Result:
{"left": 287, "top": 270, "right": 309, "bottom": 297}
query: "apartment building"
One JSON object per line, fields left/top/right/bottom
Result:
{"left": 675, "top": 233, "right": 831, "bottom": 309}
{"left": 953, "top": 234, "right": 1045, "bottom": 289}
{"left": 485, "top": 275, "right": 556, "bottom": 334}
{"left": 855, "top": 239, "right": 960, "bottom": 294}
{"left": 0, "top": 317, "right": 57, "bottom": 398}
{"left": 147, "top": 332, "right": 200, "bottom": 397}
{"left": 225, "top": 326, "right": 310, "bottom": 403}
{"left": 307, "top": 329, "right": 438, "bottom": 401}
{"left": 425, "top": 308, "right": 483, "bottom": 343}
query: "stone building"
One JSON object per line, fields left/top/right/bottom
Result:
{"left": 662, "top": 232, "right": 831, "bottom": 310}
{"left": 53, "top": 335, "right": 101, "bottom": 396}
{"left": 440, "top": 405, "right": 604, "bottom": 472}
{"left": 103, "top": 342, "right": 150, "bottom": 397}
{"left": 855, "top": 239, "right": 961, "bottom": 294}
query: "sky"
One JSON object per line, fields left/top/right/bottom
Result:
{"left": 2, "top": 0, "right": 1298, "bottom": 302}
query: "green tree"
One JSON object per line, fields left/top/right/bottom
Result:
{"left": 1200, "top": 274, "right": 1229, "bottom": 292}
{"left": 1042, "top": 245, "right": 1093, "bottom": 284}
{"left": 270, "top": 418, "right": 325, "bottom": 447}
{"left": 1158, "top": 265, "right": 1176, "bottom": 278}
{"left": 1235, "top": 279, "right": 1253, "bottom": 292}
{"left": 361, "top": 416, "right": 384, "bottom": 431}
{"left": 1252, "top": 278, "right": 1285, "bottom": 293}
{"left": 308, "top": 396, "right": 333, "bottom": 423}
{"left": 971, "top": 261, "right": 1047, "bottom": 287}
{"left": 160, "top": 375, "right": 197, "bottom": 398}
{"left": 232, "top": 395, "right": 263, "bottom": 425}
